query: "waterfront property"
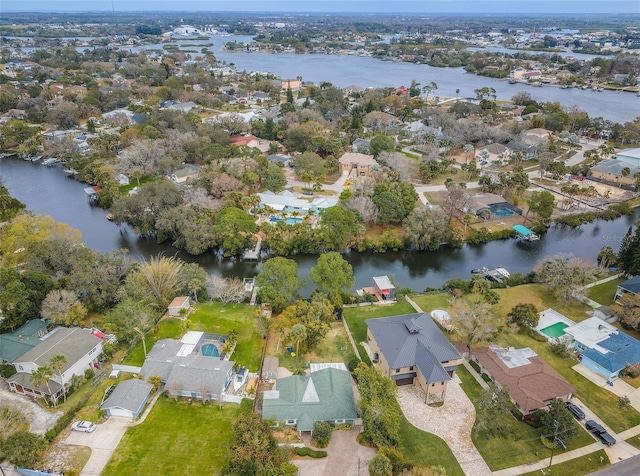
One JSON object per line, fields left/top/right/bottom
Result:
{"left": 536, "top": 309, "right": 576, "bottom": 341}
{"left": 167, "top": 296, "right": 190, "bottom": 317}
{"left": 589, "top": 159, "right": 640, "bottom": 189}
{"left": 7, "top": 327, "right": 103, "bottom": 402}
{"left": 366, "top": 312, "right": 461, "bottom": 403}
{"left": 513, "top": 224, "right": 540, "bottom": 241}
{"left": 257, "top": 190, "right": 338, "bottom": 216}
{"left": 262, "top": 365, "right": 357, "bottom": 435}
{"left": 564, "top": 317, "right": 640, "bottom": 380}
{"left": 614, "top": 275, "right": 640, "bottom": 302}
{"left": 470, "top": 345, "right": 575, "bottom": 418}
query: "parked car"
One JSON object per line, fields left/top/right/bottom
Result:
{"left": 71, "top": 421, "right": 96, "bottom": 433}
{"left": 585, "top": 420, "right": 616, "bottom": 446}
{"left": 566, "top": 402, "right": 585, "bottom": 420}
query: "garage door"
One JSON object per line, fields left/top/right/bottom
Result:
{"left": 106, "top": 407, "right": 133, "bottom": 418}
{"left": 395, "top": 377, "right": 413, "bottom": 386}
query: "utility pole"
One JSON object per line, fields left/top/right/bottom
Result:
{"left": 548, "top": 420, "right": 560, "bottom": 470}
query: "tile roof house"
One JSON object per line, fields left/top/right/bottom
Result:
{"left": 366, "top": 313, "right": 462, "bottom": 403}
{"left": 7, "top": 327, "right": 103, "bottom": 402}
{"left": 471, "top": 346, "right": 575, "bottom": 418}
{"left": 140, "top": 336, "right": 234, "bottom": 401}
{"left": 615, "top": 276, "right": 640, "bottom": 302}
{"left": 101, "top": 378, "right": 154, "bottom": 419}
{"left": 565, "top": 317, "right": 640, "bottom": 380}
{"left": 338, "top": 152, "right": 377, "bottom": 178}
{"left": 262, "top": 366, "right": 357, "bottom": 434}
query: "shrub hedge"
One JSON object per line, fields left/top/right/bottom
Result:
{"left": 295, "top": 447, "right": 327, "bottom": 458}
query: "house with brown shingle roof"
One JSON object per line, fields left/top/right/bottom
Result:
{"left": 470, "top": 345, "right": 575, "bottom": 418}
{"left": 338, "top": 152, "right": 377, "bottom": 178}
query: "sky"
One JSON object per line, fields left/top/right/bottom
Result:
{"left": 2, "top": 1, "right": 639, "bottom": 14}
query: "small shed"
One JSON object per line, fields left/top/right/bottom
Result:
{"left": 101, "top": 379, "right": 153, "bottom": 419}
{"left": 168, "top": 296, "right": 190, "bottom": 317}
{"left": 373, "top": 276, "right": 395, "bottom": 301}
{"left": 84, "top": 186, "right": 101, "bottom": 203}
{"left": 593, "top": 305, "right": 617, "bottom": 323}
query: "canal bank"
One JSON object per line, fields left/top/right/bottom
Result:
{"left": 0, "top": 157, "right": 637, "bottom": 294}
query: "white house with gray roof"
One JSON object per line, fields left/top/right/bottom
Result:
{"left": 8, "top": 327, "right": 103, "bottom": 402}
{"left": 366, "top": 313, "right": 462, "bottom": 403}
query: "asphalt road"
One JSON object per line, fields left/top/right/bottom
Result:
{"left": 588, "top": 455, "right": 640, "bottom": 475}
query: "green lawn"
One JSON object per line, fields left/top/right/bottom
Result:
{"left": 398, "top": 416, "right": 464, "bottom": 476}
{"left": 119, "top": 175, "right": 156, "bottom": 194}
{"left": 586, "top": 278, "right": 625, "bottom": 306}
{"left": 123, "top": 303, "right": 264, "bottom": 371}
{"left": 343, "top": 301, "right": 416, "bottom": 365}
{"left": 411, "top": 293, "right": 453, "bottom": 314}
{"left": 103, "top": 396, "right": 251, "bottom": 476}
{"left": 500, "top": 331, "right": 640, "bottom": 433}
{"left": 457, "top": 366, "right": 596, "bottom": 471}
{"left": 517, "top": 450, "right": 609, "bottom": 476}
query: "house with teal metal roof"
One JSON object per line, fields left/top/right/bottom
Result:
{"left": 0, "top": 319, "right": 49, "bottom": 363}
{"left": 261, "top": 366, "right": 357, "bottom": 435}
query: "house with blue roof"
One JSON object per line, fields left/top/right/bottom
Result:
{"left": 614, "top": 276, "right": 640, "bottom": 303}
{"left": 565, "top": 317, "right": 640, "bottom": 380}
{"left": 0, "top": 320, "right": 49, "bottom": 364}
{"left": 366, "top": 312, "right": 462, "bottom": 403}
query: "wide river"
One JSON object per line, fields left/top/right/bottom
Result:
{"left": 0, "top": 158, "right": 636, "bottom": 293}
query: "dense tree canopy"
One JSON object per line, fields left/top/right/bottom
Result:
{"left": 309, "top": 252, "right": 355, "bottom": 306}
{"left": 256, "top": 257, "right": 304, "bottom": 313}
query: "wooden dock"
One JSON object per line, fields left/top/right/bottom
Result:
{"left": 243, "top": 239, "right": 261, "bottom": 261}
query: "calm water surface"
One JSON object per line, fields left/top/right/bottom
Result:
{"left": 0, "top": 158, "right": 635, "bottom": 293}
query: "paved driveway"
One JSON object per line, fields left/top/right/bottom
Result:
{"left": 294, "top": 428, "right": 376, "bottom": 476}
{"left": 65, "top": 416, "right": 131, "bottom": 476}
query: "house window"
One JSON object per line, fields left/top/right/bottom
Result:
{"left": 395, "top": 368, "right": 400, "bottom": 373}
{"left": 334, "top": 419, "right": 345, "bottom": 424}
{"left": 409, "top": 366, "right": 414, "bottom": 371}
{"left": 431, "top": 383, "right": 435, "bottom": 387}
{"left": 285, "top": 419, "right": 297, "bottom": 425}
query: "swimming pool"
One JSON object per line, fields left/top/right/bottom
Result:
{"left": 539, "top": 322, "right": 569, "bottom": 338}
{"left": 269, "top": 216, "right": 303, "bottom": 225}
{"left": 201, "top": 343, "right": 220, "bottom": 357}
{"left": 487, "top": 204, "right": 515, "bottom": 217}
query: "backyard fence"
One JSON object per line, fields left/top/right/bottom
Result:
{"left": 112, "top": 364, "right": 143, "bottom": 374}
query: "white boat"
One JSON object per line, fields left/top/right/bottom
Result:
{"left": 495, "top": 267, "right": 511, "bottom": 278}
{"left": 43, "top": 158, "right": 61, "bottom": 166}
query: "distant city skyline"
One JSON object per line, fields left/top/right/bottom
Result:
{"left": 2, "top": 1, "right": 639, "bottom": 14}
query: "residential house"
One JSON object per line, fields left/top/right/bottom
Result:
{"left": 7, "top": 328, "right": 103, "bottom": 402}
{"left": 257, "top": 190, "right": 338, "bottom": 216}
{"left": 589, "top": 159, "right": 640, "bottom": 189}
{"left": 471, "top": 346, "right": 575, "bottom": 418}
{"left": 140, "top": 334, "right": 234, "bottom": 401}
{"left": 281, "top": 79, "right": 301, "bottom": 91}
{"left": 338, "top": 152, "right": 377, "bottom": 178}
{"left": 616, "top": 148, "right": 640, "bottom": 167}
{"left": 524, "top": 128, "right": 552, "bottom": 143}
{"left": 366, "top": 312, "right": 462, "bottom": 403}
{"left": 614, "top": 276, "right": 640, "bottom": 302}
{"left": 166, "top": 101, "right": 197, "bottom": 113}
{"left": 170, "top": 166, "right": 199, "bottom": 185}
{"left": 267, "top": 154, "right": 294, "bottom": 166}
{"left": 168, "top": 296, "right": 190, "bottom": 317}
{"left": 564, "top": 317, "right": 640, "bottom": 380}
{"left": 0, "top": 320, "right": 49, "bottom": 364}
{"left": 262, "top": 366, "right": 357, "bottom": 434}
{"left": 342, "top": 84, "right": 364, "bottom": 96}
{"left": 101, "top": 379, "right": 153, "bottom": 419}
{"left": 476, "top": 143, "right": 511, "bottom": 163}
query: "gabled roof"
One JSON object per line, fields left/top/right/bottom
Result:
{"left": 0, "top": 320, "right": 48, "bottom": 363}
{"left": 619, "top": 276, "right": 640, "bottom": 295}
{"left": 366, "top": 313, "right": 460, "bottom": 381}
{"left": 591, "top": 159, "right": 640, "bottom": 176}
{"left": 262, "top": 367, "right": 357, "bottom": 424}
{"left": 101, "top": 379, "right": 153, "bottom": 414}
{"left": 14, "top": 328, "right": 102, "bottom": 372}
{"left": 338, "top": 152, "right": 377, "bottom": 166}
{"left": 472, "top": 346, "right": 575, "bottom": 414}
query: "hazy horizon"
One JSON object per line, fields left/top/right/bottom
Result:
{"left": 2, "top": 1, "right": 639, "bottom": 15}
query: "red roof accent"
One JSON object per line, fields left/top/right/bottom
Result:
{"left": 381, "top": 289, "right": 390, "bottom": 295}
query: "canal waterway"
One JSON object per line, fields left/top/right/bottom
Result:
{"left": 7, "top": 33, "right": 639, "bottom": 123}
{"left": 0, "top": 157, "right": 636, "bottom": 293}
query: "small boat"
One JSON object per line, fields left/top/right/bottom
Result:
{"left": 592, "top": 86, "right": 598, "bottom": 91}
{"left": 233, "top": 367, "right": 248, "bottom": 392}
{"left": 561, "top": 85, "right": 569, "bottom": 89}
{"left": 509, "top": 79, "right": 517, "bottom": 84}
{"left": 63, "top": 168, "right": 77, "bottom": 176}
{"left": 581, "top": 85, "right": 588, "bottom": 90}
{"left": 597, "top": 87, "right": 604, "bottom": 92}
{"left": 105, "top": 213, "right": 114, "bottom": 221}
{"left": 495, "top": 267, "right": 511, "bottom": 278}
{"left": 42, "top": 157, "right": 61, "bottom": 166}
{"left": 471, "top": 267, "right": 489, "bottom": 275}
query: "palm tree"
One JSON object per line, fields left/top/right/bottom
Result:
{"left": 30, "top": 365, "right": 56, "bottom": 408}
{"left": 290, "top": 324, "right": 307, "bottom": 367}
{"left": 136, "top": 255, "right": 184, "bottom": 311}
{"left": 50, "top": 354, "right": 68, "bottom": 403}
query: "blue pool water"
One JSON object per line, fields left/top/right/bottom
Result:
{"left": 269, "top": 216, "right": 303, "bottom": 224}
{"left": 201, "top": 343, "right": 220, "bottom": 357}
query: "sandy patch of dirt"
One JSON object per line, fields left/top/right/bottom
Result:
{"left": 0, "top": 380, "right": 62, "bottom": 434}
